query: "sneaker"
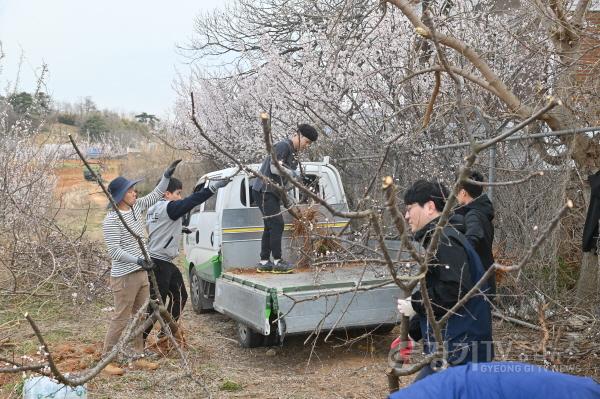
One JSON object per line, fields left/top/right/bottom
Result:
{"left": 102, "top": 363, "right": 125, "bottom": 376}
{"left": 130, "top": 359, "right": 159, "bottom": 371}
{"left": 257, "top": 260, "right": 274, "bottom": 273}
{"left": 272, "top": 259, "right": 294, "bottom": 274}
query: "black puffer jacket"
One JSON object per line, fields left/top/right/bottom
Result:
{"left": 582, "top": 171, "right": 600, "bottom": 253}
{"left": 456, "top": 193, "right": 496, "bottom": 295}
{"left": 410, "top": 215, "right": 473, "bottom": 318}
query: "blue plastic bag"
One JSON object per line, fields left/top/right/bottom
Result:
{"left": 23, "top": 376, "right": 86, "bottom": 399}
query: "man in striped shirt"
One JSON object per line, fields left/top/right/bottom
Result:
{"left": 102, "top": 160, "right": 180, "bottom": 374}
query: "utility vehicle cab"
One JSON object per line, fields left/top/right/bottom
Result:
{"left": 183, "top": 157, "right": 348, "bottom": 278}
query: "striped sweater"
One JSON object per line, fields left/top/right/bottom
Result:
{"left": 103, "top": 176, "right": 169, "bottom": 277}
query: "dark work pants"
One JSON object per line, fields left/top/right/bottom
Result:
{"left": 254, "top": 190, "right": 284, "bottom": 260}
{"left": 143, "top": 258, "right": 188, "bottom": 340}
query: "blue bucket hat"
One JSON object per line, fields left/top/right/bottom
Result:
{"left": 107, "top": 176, "right": 143, "bottom": 204}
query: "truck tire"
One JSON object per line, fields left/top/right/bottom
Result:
{"left": 190, "top": 267, "right": 214, "bottom": 314}
{"left": 237, "top": 322, "right": 264, "bottom": 348}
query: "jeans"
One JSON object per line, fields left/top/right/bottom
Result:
{"left": 254, "top": 190, "right": 284, "bottom": 260}
{"left": 143, "top": 258, "right": 188, "bottom": 340}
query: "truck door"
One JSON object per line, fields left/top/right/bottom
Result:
{"left": 186, "top": 183, "right": 220, "bottom": 281}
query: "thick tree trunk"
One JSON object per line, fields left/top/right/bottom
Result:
{"left": 570, "top": 143, "right": 600, "bottom": 305}
{"left": 542, "top": 0, "right": 599, "bottom": 305}
{"left": 576, "top": 252, "right": 600, "bottom": 306}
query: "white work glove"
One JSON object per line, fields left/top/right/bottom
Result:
{"left": 208, "top": 179, "right": 230, "bottom": 193}
{"left": 397, "top": 297, "right": 416, "bottom": 318}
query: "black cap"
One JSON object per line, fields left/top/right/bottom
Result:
{"left": 298, "top": 124, "right": 318, "bottom": 142}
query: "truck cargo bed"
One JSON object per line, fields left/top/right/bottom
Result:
{"left": 214, "top": 264, "right": 404, "bottom": 337}
{"left": 222, "top": 263, "right": 395, "bottom": 292}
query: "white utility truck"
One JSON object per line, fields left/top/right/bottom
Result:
{"left": 183, "top": 158, "right": 403, "bottom": 347}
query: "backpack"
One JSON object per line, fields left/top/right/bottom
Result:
{"left": 420, "top": 228, "right": 494, "bottom": 364}
{"left": 445, "top": 229, "right": 491, "bottom": 294}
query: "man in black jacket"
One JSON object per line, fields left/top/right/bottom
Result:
{"left": 455, "top": 171, "right": 496, "bottom": 296}
{"left": 582, "top": 170, "right": 600, "bottom": 253}
{"left": 144, "top": 176, "right": 229, "bottom": 341}
{"left": 397, "top": 180, "right": 493, "bottom": 382}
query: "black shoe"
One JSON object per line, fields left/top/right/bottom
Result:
{"left": 272, "top": 259, "right": 294, "bottom": 274}
{"left": 257, "top": 260, "right": 274, "bottom": 273}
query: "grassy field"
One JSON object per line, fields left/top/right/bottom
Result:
{"left": 52, "top": 159, "right": 120, "bottom": 241}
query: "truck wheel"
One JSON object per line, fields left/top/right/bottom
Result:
{"left": 190, "top": 268, "right": 213, "bottom": 314}
{"left": 237, "top": 322, "right": 264, "bottom": 348}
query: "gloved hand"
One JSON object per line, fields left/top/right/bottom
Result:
{"left": 208, "top": 178, "right": 230, "bottom": 193}
{"left": 390, "top": 336, "right": 414, "bottom": 364}
{"left": 136, "top": 258, "right": 156, "bottom": 271}
{"left": 182, "top": 227, "right": 192, "bottom": 235}
{"left": 289, "top": 168, "right": 300, "bottom": 180}
{"left": 163, "top": 159, "right": 182, "bottom": 178}
{"left": 397, "top": 297, "right": 416, "bottom": 317}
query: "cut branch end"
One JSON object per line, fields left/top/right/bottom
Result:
{"left": 415, "top": 27, "right": 429, "bottom": 37}
{"left": 382, "top": 176, "right": 393, "bottom": 189}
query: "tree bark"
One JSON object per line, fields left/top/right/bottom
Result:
{"left": 576, "top": 252, "right": 600, "bottom": 305}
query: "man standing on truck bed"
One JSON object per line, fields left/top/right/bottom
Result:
{"left": 144, "top": 175, "right": 229, "bottom": 340}
{"left": 252, "top": 124, "right": 319, "bottom": 274}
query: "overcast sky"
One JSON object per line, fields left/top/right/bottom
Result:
{"left": 0, "top": 0, "right": 223, "bottom": 116}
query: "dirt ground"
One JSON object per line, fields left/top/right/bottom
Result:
{"left": 4, "top": 296, "right": 597, "bottom": 398}
{"left": 95, "top": 308, "right": 402, "bottom": 398}
{"left": 0, "top": 288, "right": 406, "bottom": 399}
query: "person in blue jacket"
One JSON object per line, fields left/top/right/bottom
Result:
{"left": 389, "top": 362, "right": 600, "bottom": 399}
{"left": 144, "top": 176, "right": 229, "bottom": 340}
{"left": 398, "top": 180, "right": 493, "bottom": 381}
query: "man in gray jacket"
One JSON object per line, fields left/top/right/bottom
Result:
{"left": 251, "top": 124, "right": 318, "bottom": 273}
{"left": 144, "top": 175, "right": 228, "bottom": 339}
